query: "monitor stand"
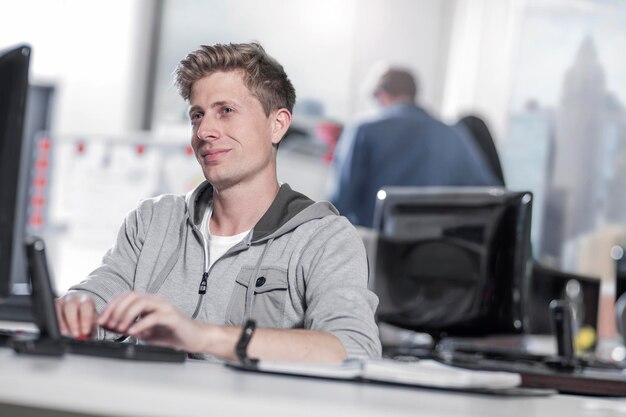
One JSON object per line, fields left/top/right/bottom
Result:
{"left": 9, "top": 237, "right": 65, "bottom": 357}
{"left": 10, "top": 333, "right": 64, "bottom": 357}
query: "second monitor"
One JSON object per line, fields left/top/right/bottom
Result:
{"left": 373, "top": 187, "right": 533, "bottom": 338}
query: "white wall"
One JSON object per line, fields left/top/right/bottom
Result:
{"left": 0, "top": 0, "right": 153, "bottom": 135}
{"left": 349, "top": 0, "right": 455, "bottom": 118}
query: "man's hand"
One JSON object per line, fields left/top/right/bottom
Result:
{"left": 96, "top": 292, "right": 346, "bottom": 363}
{"left": 96, "top": 292, "right": 207, "bottom": 352}
{"left": 55, "top": 294, "right": 97, "bottom": 339}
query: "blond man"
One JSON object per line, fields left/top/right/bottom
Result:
{"left": 56, "top": 43, "right": 381, "bottom": 363}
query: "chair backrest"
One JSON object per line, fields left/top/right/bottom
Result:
{"left": 457, "top": 115, "right": 506, "bottom": 186}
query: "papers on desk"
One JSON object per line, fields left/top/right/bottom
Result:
{"left": 232, "top": 358, "right": 523, "bottom": 392}
{"left": 357, "top": 359, "right": 521, "bottom": 390}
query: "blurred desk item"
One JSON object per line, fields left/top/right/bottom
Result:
{"left": 383, "top": 332, "right": 626, "bottom": 396}
{"left": 528, "top": 263, "right": 600, "bottom": 352}
{"left": 229, "top": 357, "right": 526, "bottom": 394}
{"left": 444, "top": 348, "right": 626, "bottom": 397}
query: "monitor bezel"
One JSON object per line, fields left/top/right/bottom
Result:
{"left": 0, "top": 44, "right": 32, "bottom": 304}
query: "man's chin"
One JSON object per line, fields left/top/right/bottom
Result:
{"left": 204, "top": 172, "right": 241, "bottom": 191}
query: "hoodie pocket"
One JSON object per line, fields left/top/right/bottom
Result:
{"left": 226, "top": 267, "right": 289, "bottom": 328}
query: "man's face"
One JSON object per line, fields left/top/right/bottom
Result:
{"left": 188, "top": 70, "right": 283, "bottom": 190}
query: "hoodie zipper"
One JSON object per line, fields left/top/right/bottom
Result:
{"left": 198, "top": 272, "right": 208, "bottom": 294}
{"left": 190, "top": 222, "right": 211, "bottom": 319}
{"left": 189, "top": 221, "right": 251, "bottom": 319}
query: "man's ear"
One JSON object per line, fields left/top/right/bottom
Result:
{"left": 271, "top": 108, "right": 292, "bottom": 146}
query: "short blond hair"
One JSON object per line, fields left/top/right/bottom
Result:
{"left": 174, "top": 42, "right": 296, "bottom": 116}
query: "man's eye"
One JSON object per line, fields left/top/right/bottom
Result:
{"left": 190, "top": 113, "right": 202, "bottom": 122}
{"left": 222, "top": 107, "right": 234, "bottom": 114}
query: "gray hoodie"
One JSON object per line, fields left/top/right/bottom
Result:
{"left": 68, "top": 182, "right": 382, "bottom": 359}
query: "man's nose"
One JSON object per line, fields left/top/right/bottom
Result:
{"left": 196, "top": 116, "right": 220, "bottom": 142}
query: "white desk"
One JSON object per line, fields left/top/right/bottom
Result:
{"left": 0, "top": 349, "right": 625, "bottom": 417}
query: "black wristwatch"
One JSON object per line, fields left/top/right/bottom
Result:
{"left": 235, "top": 319, "right": 259, "bottom": 367}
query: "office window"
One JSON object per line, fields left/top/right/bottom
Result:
{"left": 501, "top": 0, "right": 626, "bottom": 284}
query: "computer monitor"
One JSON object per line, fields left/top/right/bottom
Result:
{"left": 0, "top": 45, "right": 32, "bottom": 299}
{"left": 372, "top": 187, "right": 533, "bottom": 338}
{"left": 527, "top": 262, "right": 600, "bottom": 337}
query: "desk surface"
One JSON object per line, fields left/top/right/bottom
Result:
{"left": 0, "top": 349, "right": 625, "bottom": 417}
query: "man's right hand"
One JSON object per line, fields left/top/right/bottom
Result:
{"left": 55, "top": 295, "right": 97, "bottom": 339}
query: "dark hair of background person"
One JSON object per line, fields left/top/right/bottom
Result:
{"left": 457, "top": 115, "right": 506, "bottom": 185}
{"left": 373, "top": 68, "right": 418, "bottom": 102}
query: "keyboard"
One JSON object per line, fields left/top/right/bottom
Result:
{"left": 2, "top": 329, "right": 187, "bottom": 363}
{"left": 64, "top": 338, "right": 187, "bottom": 362}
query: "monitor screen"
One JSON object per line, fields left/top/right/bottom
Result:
{"left": 372, "top": 187, "right": 533, "bottom": 338}
{"left": 0, "top": 45, "right": 31, "bottom": 298}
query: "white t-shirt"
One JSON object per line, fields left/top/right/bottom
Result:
{"left": 200, "top": 204, "right": 250, "bottom": 270}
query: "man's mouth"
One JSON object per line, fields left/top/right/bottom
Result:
{"left": 201, "top": 148, "right": 231, "bottom": 162}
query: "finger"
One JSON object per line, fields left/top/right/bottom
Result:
{"left": 113, "top": 295, "right": 165, "bottom": 333}
{"left": 132, "top": 327, "right": 155, "bottom": 342}
{"left": 96, "top": 292, "right": 128, "bottom": 325}
{"left": 98, "top": 292, "right": 138, "bottom": 328}
{"left": 78, "top": 296, "right": 96, "bottom": 337}
{"left": 127, "top": 305, "right": 183, "bottom": 338}
{"left": 62, "top": 296, "right": 81, "bottom": 338}
{"left": 55, "top": 299, "right": 70, "bottom": 336}
{"left": 133, "top": 330, "right": 173, "bottom": 349}
{"left": 100, "top": 294, "right": 164, "bottom": 333}
{"left": 128, "top": 311, "right": 182, "bottom": 342}
{"left": 127, "top": 312, "right": 162, "bottom": 338}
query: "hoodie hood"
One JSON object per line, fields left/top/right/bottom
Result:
{"left": 185, "top": 181, "right": 338, "bottom": 243}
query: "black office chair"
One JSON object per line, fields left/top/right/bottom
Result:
{"left": 457, "top": 115, "right": 506, "bottom": 186}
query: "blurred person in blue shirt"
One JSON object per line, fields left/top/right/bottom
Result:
{"left": 330, "top": 67, "right": 502, "bottom": 228}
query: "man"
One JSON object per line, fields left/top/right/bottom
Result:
{"left": 330, "top": 67, "right": 501, "bottom": 228}
{"left": 56, "top": 42, "right": 381, "bottom": 363}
